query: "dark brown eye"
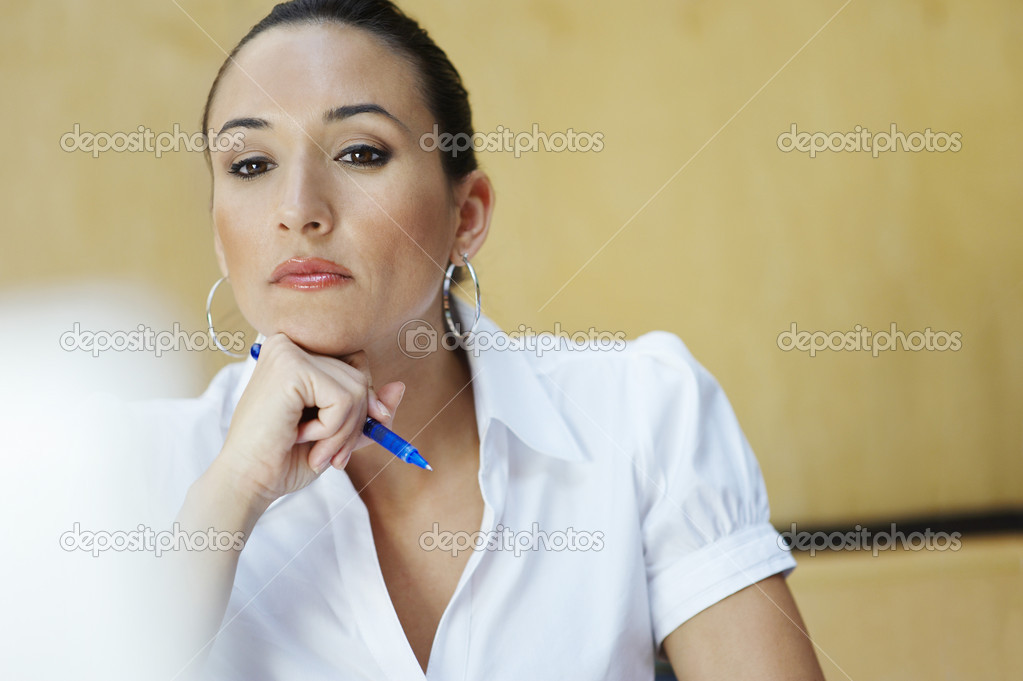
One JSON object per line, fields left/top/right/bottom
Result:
{"left": 351, "top": 148, "right": 375, "bottom": 163}
{"left": 228, "top": 157, "right": 273, "bottom": 179}
{"left": 339, "top": 145, "right": 388, "bottom": 167}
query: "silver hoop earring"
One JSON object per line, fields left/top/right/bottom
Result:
{"left": 442, "top": 253, "right": 481, "bottom": 339}
{"left": 206, "top": 276, "right": 245, "bottom": 358}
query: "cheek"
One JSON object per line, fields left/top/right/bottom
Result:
{"left": 376, "top": 183, "right": 455, "bottom": 295}
{"left": 213, "top": 207, "right": 242, "bottom": 273}
{"left": 213, "top": 194, "right": 256, "bottom": 271}
{"left": 211, "top": 200, "right": 268, "bottom": 320}
{"left": 378, "top": 161, "right": 455, "bottom": 258}
{"left": 211, "top": 210, "right": 272, "bottom": 332}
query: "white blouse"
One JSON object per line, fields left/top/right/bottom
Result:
{"left": 138, "top": 297, "right": 796, "bottom": 680}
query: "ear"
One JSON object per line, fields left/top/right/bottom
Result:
{"left": 212, "top": 225, "right": 230, "bottom": 279}
{"left": 449, "top": 169, "right": 495, "bottom": 265}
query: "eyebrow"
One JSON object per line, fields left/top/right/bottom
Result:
{"left": 216, "top": 103, "right": 410, "bottom": 136}
{"left": 325, "top": 104, "right": 410, "bottom": 132}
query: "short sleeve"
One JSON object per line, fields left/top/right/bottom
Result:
{"left": 628, "top": 332, "right": 797, "bottom": 649}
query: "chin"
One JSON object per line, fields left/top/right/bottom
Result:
{"left": 264, "top": 318, "right": 360, "bottom": 357}
{"left": 294, "top": 333, "right": 358, "bottom": 358}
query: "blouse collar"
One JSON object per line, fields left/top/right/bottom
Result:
{"left": 455, "top": 295, "right": 588, "bottom": 464}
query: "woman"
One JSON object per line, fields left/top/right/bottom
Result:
{"left": 161, "top": 1, "right": 826, "bottom": 678}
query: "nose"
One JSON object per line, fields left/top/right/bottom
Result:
{"left": 274, "top": 153, "right": 336, "bottom": 235}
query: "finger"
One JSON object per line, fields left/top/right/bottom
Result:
{"left": 374, "top": 381, "right": 407, "bottom": 424}
{"left": 307, "top": 400, "right": 364, "bottom": 471}
{"left": 302, "top": 361, "right": 371, "bottom": 463}
{"left": 298, "top": 442, "right": 330, "bottom": 475}
{"left": 297, "top": 387, "right": 360, "bottom": 445}
{"left": 330, "top": 439, "right": 358, "bottom": 470}
{"left": 302, "top": 350, "right": 388, "bottom": 422}
{"left": 294, "top": 363, "right": 370, "bottom": 442}
{"left": 246, "top": 334, "right": 367, "bottom": 433}
{"left": 320, "top": 382, "right": 406, "bottom": 467}
{"left": 288, "top": 351, "right": 392, "bottom": 448}
{"left": 337, "top": 350, "right": 389, "bottom": 421}
{"left": 339, "top": 349, "right": 370, "bottom": 373}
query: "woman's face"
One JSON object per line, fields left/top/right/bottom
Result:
{"left": 206, "top": 23, "right": 465, "bottom": 357}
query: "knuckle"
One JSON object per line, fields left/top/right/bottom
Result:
{"left": 335, "top": 389, "right": 358, "bottom": 413}
{"left": 263, "top": 333, "right": 289, "bottom": 350}
{"left": 260, "top": 335, "right": 300, "bottom": 368}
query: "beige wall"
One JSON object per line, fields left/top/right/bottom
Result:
{"left": 2, "top": 1, "right": 1019, "bottom": 525}
{"left": 789, "top": 535, "right": 1023, "bottom": 681}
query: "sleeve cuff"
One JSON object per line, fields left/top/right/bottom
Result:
{"left": 649, "top": 522, "right": 798, "bottom": 647}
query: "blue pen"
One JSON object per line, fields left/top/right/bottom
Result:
{"left": 250, "top": 341, "right": 432, "bottom": 471}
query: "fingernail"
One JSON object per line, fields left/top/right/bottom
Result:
{"left": 397, "top": 383, "right": 407, "bottom": 403}
{"left": 376, "top": 398, "right": 390, "bottom": 421}
{"left": 317, "top": 456, "right": 332, "bottom": 474}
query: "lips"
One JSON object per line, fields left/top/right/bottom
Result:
{"left": 271, "top": 257, "right": 354, "bottom": 290}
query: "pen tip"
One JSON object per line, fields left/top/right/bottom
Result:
{"left": 425, "top": 464, "right": 433, "bottom": 471}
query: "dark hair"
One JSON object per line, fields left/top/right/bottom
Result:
{"left": 200, "top": 0, "right": 478, "bottom": 183}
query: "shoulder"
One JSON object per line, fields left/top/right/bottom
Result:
{"left": 518, "top": 329, "right": 712, "bottom": 429}
{"left": 513, "top": 328, "right": 761, "bottom": 494}
{"left": 476, "top": 328, "right": 727, "bottom": 474}
{"left": 527, "top": 328, "right": 704, "bottom": 386}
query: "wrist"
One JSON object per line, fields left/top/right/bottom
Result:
{"left": 185, "top": 456, "right": 275, "bottom": 536}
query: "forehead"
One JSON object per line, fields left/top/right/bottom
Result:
{"left": 208, "top": 22, "right": 425, "bottom": 131}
